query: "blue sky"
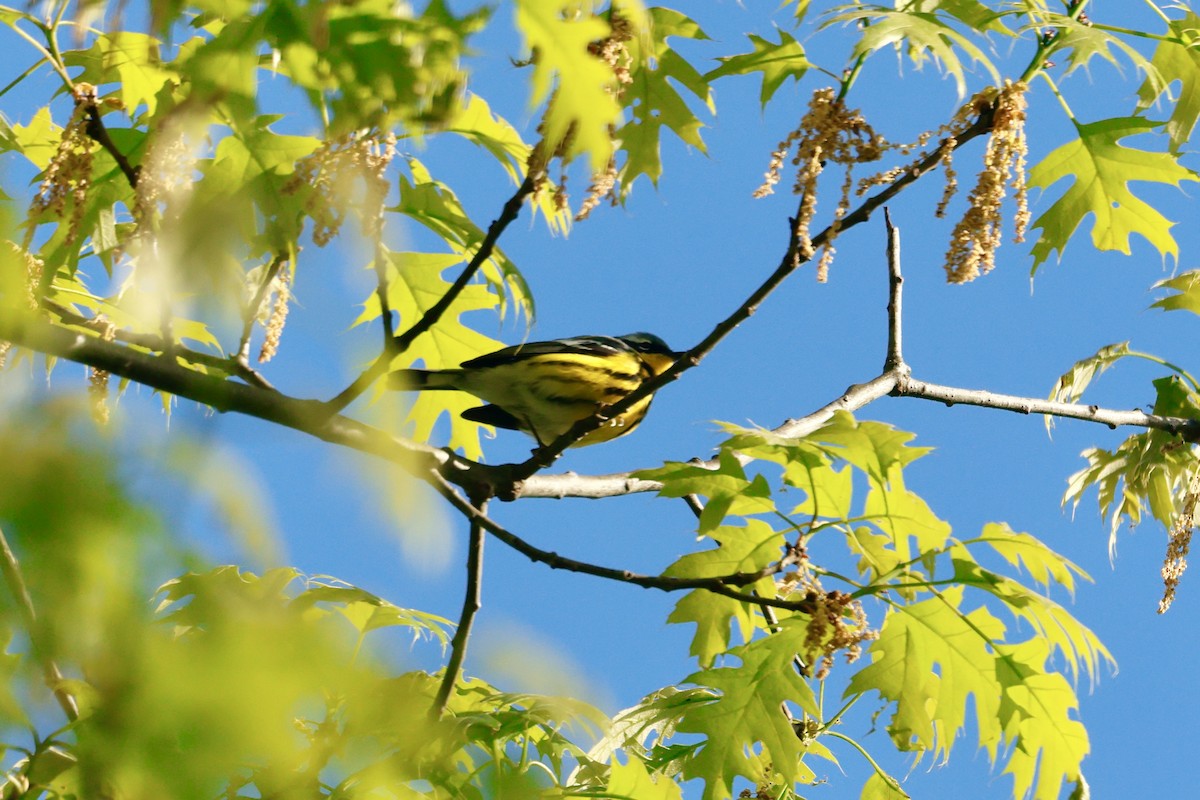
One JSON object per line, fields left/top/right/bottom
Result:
{"left": 3, "top": 1, "right": 1200, "bottom": 798}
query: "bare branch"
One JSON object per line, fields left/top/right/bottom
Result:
{"left": 324, "top": 171, "right": 540, "bottom": 414}
{"left": 371, "top": 238, "right": 395, "bottom": 343}
{"left": 895, "top": 377, "right": 1200, "bottom": 439}
{"left": 514, "top": 107, "right": 1000, "bottom": 475}
{"left": 431, "top": 507, "right": 486, "bottom": 719}
{"left": 883, "top": 208, "right": 905, "bottom": 374}
{"left": 43, "top": 299, "right": 275, "bottom": 390}
{"left": 423, "top": 469, "right": 808, "bottom": 602}
{"left": 0, "top": 311, "right": 457, "bottom": 471}
{"left": 83, "top": 103, "right": 140, "bottom": 190}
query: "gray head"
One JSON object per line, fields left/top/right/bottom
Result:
{"left": 617, "top": 332, "right": 680, "bottom": 359}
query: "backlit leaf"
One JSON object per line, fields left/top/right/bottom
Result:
{"left": 845, "top": 588, "right": 1004, "bottom": 761}
{"left": 515, "top": 0, "right": 625, "bottom": 168}
{"left": 823, "top": 7, "right": 999, "bottom": 98}
{"left": 679, "top": 622, "right": 819, "bottom": 800}
{"left": 706, "top": 28, "right": 809, "bottom": 107}
{"left": 1045, "top": 342, "right": 1133, "bottom": 432}
{"left": 1028, "top": 117, "right": 1198, "bottom": 269}
{"left": 1136, "top": 12, "right": 1200, "bottom": 152}
{"left": 665, "top": 519, "right": 786, "bottom": 666}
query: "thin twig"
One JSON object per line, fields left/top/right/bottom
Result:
{"left": 882, "top": 208, "right": 905, "bottom": 374}
{"left": 236, "top": 255, "right": 287, "bottom": 364}
{"left": 0, "top": 526, "right": 78, "bottom": 722}
{"left": 514, "top": 108, "right": 1000, "bottom": 476}
{"left": 324, "top": 171, "right": 540, "bottom": 414}
{"left": 680, "top": 490, "right": 810, "bottom": 672}
{"left": 83, "top": 104, "right": 140, "bottom": 189}
{"left": 372, "top": 237, "right": 395, "bottom": 343}
{"left": 43, "top": 299, "right": 275, "bottom": 390}
{"left": 423, "top": 470, "right": 811, "bottom": 609}
{"left": 431, "top": 507, "right": 486, "bottom": 719}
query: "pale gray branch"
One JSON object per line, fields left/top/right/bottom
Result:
{"left": 895, "top": 377, "right": 1200, "bottom": 438}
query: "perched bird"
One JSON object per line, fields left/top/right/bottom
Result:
{"left": 390, "top": 332, "right": 681, "bottom": 447}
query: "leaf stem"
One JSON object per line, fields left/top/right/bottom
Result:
{"left": 1036, "top": 71, "right": 1078, "bottom": 122}
{"left": 1089, "top": 21, "right": 1181, "bottom": 44}
{"left": 818, "top": 692, "right": 862, "bottom": 734}
{"left": 1018, "top": 0, "right": 1091, "bottom": 85}
{"left": 824, "top": 730, "right": 899, "bottom": 788}
{"left": 1140, "top": 0, "right": 1172, "bottom": 27}
{"left": 0, "top": 526, "right": 79, "bottom": 723}
{"left": 1125, "top": 349, "right": 1200, "bottom": 394}
{"left": 0, "top": 56, "right": 49, "bottom": 100}
{"left": 5, "top": 17, "right": 73, "bottom": 88}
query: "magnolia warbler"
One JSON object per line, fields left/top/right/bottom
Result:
{"left": 390, "top": 332, "right": 681, "bottom": 447}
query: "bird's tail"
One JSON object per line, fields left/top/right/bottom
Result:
{"left": 389, "top": 369, "right": 461, "bottom": 391}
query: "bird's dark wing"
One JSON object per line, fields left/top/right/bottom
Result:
{"left": 460, "top": 336, "right": 629, "bottom": 369}
{"left": 461, "top": 404, "right": 525, "bottom": 432}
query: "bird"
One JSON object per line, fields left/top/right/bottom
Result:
{"left": 389, "top": 332, "right": 681, "bottom": 447}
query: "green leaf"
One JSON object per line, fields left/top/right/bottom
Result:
{"left": 0, "top": 626, "right": 26, "bottom": 725}
{"left": 1151, "top": 269, "right": 1200, "bottom": 317}
{"left": 705, "top": 28, "right": 809, "bottom": 107}
{"left": 515, "top": 0, "right": 624, "bottom": 168}
{"left": 1047, "top": 15, "right": 1161, "bottom": 84}
{"left": 679, "top": 623, "right": 820, "bottom": 800}
{"left": 665, "top": 519, "right": 787, "bottom": 666}
{"left": 950, "top": 557, "right": 1112, "bottom": 685}
{"left": 1137, "top": 12, "right": 1200, "bottom": 152}
{"left": 810, "top": 412, "right": 933, "bottom": 486}
{"left": 973, "top": 522, "right": 1092, "bottom": 596}
{"left": 178, "top": 15, "right": 262, "bottom": 113}
{"left": 1028, "top": 117, "right": 1199, "bottom": 269}
{"left": 634, "top": 449, "right": 776, "bottom": 534}
{"left": 391, "top": 158, "right": 532, "bottom": 319}
{"left": 719, "top": 424, "right": 854, "bottom": 523}
{"left": 444, "top": 92, "right": 531, "bottom": 185}
{"left": 1063, "top": 382, "right": 1199, "bottom": 558}
{"left": 864, "top": 466, "right": 953, "bottom": 558}
{"left": 823, "top": 7, "right": 999, "bottom": 99}
{"left": 606, "top": 757, "right": 683, "bottom": 800}
{"left": 366, "top": 249, "right": 511, "bottom": 460}
{"left": 906, "top": 0, "right": 1011, "bottom": 35}
{"left": 995, "top": 639, "right": 1088, "bottom": 800}
{"left": 1045, "top": 341, "right": 1133, "bottom": 432}
{"left": 848, "top": 526, "right": 908, "bottom": 582}
{"left": 616, "top": 7, "right": 713, "bottom": 195}
{"left": 291, "top": 582, "right": 453, "bottom": 645}
{"left": 861, "top": 771, "right": 911, "bottom": 800}
{"left": 263, "top": 0, "right": 486, "bottom": 132}
{"left": 5, "top": 107, "right": 61, "bottom": 170}
{"left": 845, "top": 588, "right": 1004, "bottom": 761}
{"left": 62, "top": 32, "right": 176, "bottom": 117}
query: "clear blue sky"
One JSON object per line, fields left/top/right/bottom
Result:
{"left": 3, "top": 2, "right": 1198, "bottom": 798}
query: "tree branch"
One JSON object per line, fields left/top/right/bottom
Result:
{"left": 894, "top": 377, "right": 1200, "bottom": 438}
{"left": 43, "top": 299, "right": 275, "bottom": 390}
{"left": 431, "top": 505, "right": 486, "bottom": 719}
{"left": 513, "top": 107, "right": 1000, "bottom": 476}
{"left": 324, "top": 170, "right": 540, "bottom": 414}
{"left": 882, "top": 208, "right": 905, "bottom": 374}
{"left": 83, "top": 103, "right": 140, "bottom": 190}
{"left": 423, "top": 469, "right": 810, "bottom": 605}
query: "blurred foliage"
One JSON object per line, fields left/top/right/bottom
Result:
{"left": 0, "top": 1, "right": 1198, "bottom": 799}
